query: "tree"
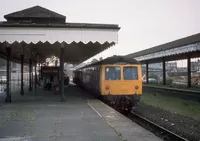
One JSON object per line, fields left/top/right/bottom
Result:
{"left": 46, "top": 56, "right": 59, "bottom": 66}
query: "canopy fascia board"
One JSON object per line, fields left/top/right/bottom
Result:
{"left": 0, "top": 27, "right": 118, "bottom": 44}
{"left": 134, "top": 42, "right": 200, "bottom": 62}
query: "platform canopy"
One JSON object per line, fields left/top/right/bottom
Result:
{"left": 0, "top": 6, "right": 120, "bottom": 64}
{"left": 126, "top": 33, "right": 200, "bottom": 63}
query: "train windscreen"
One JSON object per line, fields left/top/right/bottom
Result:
{"left": 105, "top": 66, "right": 121, "bottom": 80}
{"left": 123, "top": 66, "right": 138, "bottom": 80}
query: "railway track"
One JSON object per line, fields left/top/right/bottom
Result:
{"left": 79, "top": 86, "right": 192, "bottom": 141}
{"left": 105, "top": 101, "right": 189, "bottom": 141}
{"left": 128, "top": 111, "right": 188, "bottom": 141}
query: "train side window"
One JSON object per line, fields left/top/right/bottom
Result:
{"left": 105, "top": 66, "right": 121, "bottom": 80}
{"left": 123, "top": 66, "right": 138, "bottom": 80}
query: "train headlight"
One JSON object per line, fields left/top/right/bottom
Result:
{"left": 105, "top": 86, "right": 110, "bottom": 90}
{"left": 135, "top": 85, "right": 139, "bottom": 90}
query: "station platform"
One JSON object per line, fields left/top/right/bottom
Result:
{"left": 0, "top": 84, "right": 162, "bottom": 141}
{"left": 143, "top": 84, "right": 200, "bottom": 94}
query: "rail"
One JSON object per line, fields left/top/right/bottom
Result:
{"left": 101, "top": 98, "right": 189, "bottom": 141}
{"left": 129, "top": 111, "right": 188, "bottom": 141}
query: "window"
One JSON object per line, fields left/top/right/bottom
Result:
{"left": 123, "top": 66, "right": 138, "bottom": 80}
{"left": 105, "top": 67, "right": 121, "bottom": 80}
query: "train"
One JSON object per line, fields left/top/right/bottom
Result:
{"left": 73, "top": 55, "right": 142, "bottom": 112}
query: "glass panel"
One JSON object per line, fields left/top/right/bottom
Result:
{"left": 123, "top": 66, "right": 138, "bottom": 80}
{"left": 105, "top": 67, "right": 121, "bottom": 80}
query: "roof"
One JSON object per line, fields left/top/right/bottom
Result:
{"left": 4, "top": 5, "right": 66, "bottom": 20}
{"left": 126, "top": 33, "right": 200, "bottom": 58}
{"left": 0, "top": 6, "right": 120, "bottom": 65}
{"left": 78, "top": 55, "right": 140, "bottom": 69}
{"left": 1, "top": 6, "right": 120, "bottom": 29}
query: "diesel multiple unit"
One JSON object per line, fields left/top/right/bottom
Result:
{"left": 73, "top": 55, "right": 142, "bottom": 111}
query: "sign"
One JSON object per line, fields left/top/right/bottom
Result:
{"left": 41, "top": 66, "right": 59, "bottom": 77}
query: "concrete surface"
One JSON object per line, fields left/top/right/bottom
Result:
{"left": 88, "top": 99, "right": 163, "bottom": 141}
{"left": 0, "top": 84, "right": 162, "bottom": 141}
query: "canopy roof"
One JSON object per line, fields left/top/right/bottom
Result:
{"left": 0, "top": 6, "right": 120, "bottom": 64}
{"left": 126, "top": 33, "right": 200, "bottom": 63}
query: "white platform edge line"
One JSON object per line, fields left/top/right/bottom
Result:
{"left": 87, "top": 99, "right": 162, "bottom": 140}
{"left": 87, "top": 99, "right": 127, "bottom": 141}
{"left": 87, "top": 100, "right": 103, "bottom": 118}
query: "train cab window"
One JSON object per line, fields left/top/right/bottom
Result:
{"left": 123, "top": 66, "right": 138, "bottom": 80}
{"left": 105, "top": 67, "right": 121, "bottom": 80}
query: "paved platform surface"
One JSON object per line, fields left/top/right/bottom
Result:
{"left": 0, "top": 84, "right": 162, "bottom": 141}
{"left": 88, "top": 100, "right": 162, "bottom": 141}
{"left": 143, "top": 84, "right": 200, "bottom": 94}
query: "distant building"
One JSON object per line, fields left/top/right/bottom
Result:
{"left": 191, "top": 60, "right": 200, "bottom": 72}
{"left": 177, "top": 67, "right": 187, "bottom": 72}
{"left": 11, "top": 62, "right": 29, "bottom": 73}
{"left": 149, "top": 63, "right": 162, "bottom": 71}
{"left": 141, "top": 62, "right": 177, "bottom": 72}
{"left": 168, "top": 72, "right": 188, "bottom": 77}
{"left": 166, "top": 62, "right": 177, "bottom": 72}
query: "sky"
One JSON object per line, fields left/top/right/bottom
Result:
{"left": 0, "top": 0, "right": 200, "bottom": 64}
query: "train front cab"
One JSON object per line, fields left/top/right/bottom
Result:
{"left": 100, "top": 64, "right": 142, "bottom": 107}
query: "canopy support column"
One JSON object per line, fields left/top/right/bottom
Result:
{"left": 5, "top": 47, "right": 11, "bottom": 103}
{"left": 187, "top": 55, "right": 191, "bottom": 88}
{"left": 146, "top": 61, "right": 149, "bottom": 84}
{"left": 20, "top": 54, "right": 24, "bottom": 95}
{"left": 31, "top": 67, "right": 33, "bottom": 91}
{"left": 60, "top": 43, "right": 65, "bottom": 102}
{"left": 163, "top": 57, "right": 166, "bottom": 85}
{"left": 39, "top": 63, "right": 41, "bottom": 87}
{"left": 34, "top": 61, "right": 37, "bottom": 98}
{"left": 29, "top": 59, "right": 32, "bottom": 91}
